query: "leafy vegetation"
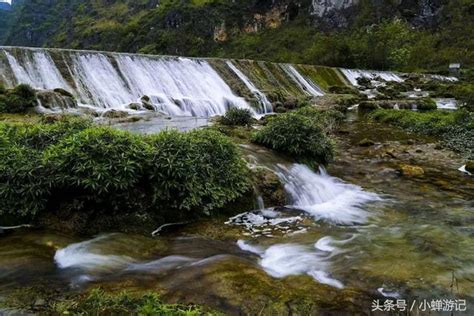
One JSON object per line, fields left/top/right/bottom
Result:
{"left": 252, "top": 109, "right": 336, "bottom": 165}
{"left": 3, "top": 1, "right": 473, "bottom": 72}
{"left": 2, "top": 288, "right": 219, "bottom": 315}
{"left": 219, "top": 108, "right": 254, "bottom": 126}
{"left": 0, "top": 117, "right": 250, "bottom": 225}
{"left": 0, "top": 84, "right": 37, "bottom": 113}
{"left": 369, "top": 109, "right": 474, "bottom": 158}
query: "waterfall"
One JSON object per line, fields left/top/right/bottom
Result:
{"left": 0, "top": 47, "right": 252, "bottom": 117}
{"left": 277, "top": 164, "right": 381, "bottom": 225}
{"left": 340, "top": 68, "right": 404, "bottom": 86}
{"left": 280, "top": 64, "right": 324, "bottom": 97}
{"left": 225, "top": 61, "right": 273, "bottom": 114}
{"left": 4, "top": 50, "right": 72, "bottom": 91}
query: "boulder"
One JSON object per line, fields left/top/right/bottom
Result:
{"left": 358, "top": 138, "right": 375, "bottom": 147}
{"left": 36, "top": 90, "right": 77, "bottom": 110}
{"left": 102, "top": 109, "right": 129, "bottom": 119}
{"left": 140, "top": 96, "right": 155, "bottom": 111}
{"left": 399, "top": 164, "right": 424, "bottom": 177}
{"left": 465, "top": 161, "right": 474, "bottom": 173}
{"left": 127, "top": 102, "right": 142, "bottom": 110}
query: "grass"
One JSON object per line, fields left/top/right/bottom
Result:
{"left": 369, "top": 109, "right": 474, "bottom": 158}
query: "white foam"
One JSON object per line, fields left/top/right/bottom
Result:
{"left": 341, "top": 68, "right": 403, "bottom": 86}
{"left": 241, "top": 239, "right": 345, "bottom": 289}
{"left": 280, "top": 64, "right": 324, "bottom": 96}
{"left": 315, "top": 236, "right": 336, "bottom": 252}
{"left": 54, "top": 235, "right": 133, "bottom": 271}
{"left": 278, "top": 164, "right": 381, "bottom": 225}
{"left": 226, "top": 61, "right": 273, "bottom": 113}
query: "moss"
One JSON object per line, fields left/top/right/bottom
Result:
{"left": 1, "top": 287, "right": 220, "bottom": 315}
{"left": 297, "top": 65, "right": 349, "bottom": 91}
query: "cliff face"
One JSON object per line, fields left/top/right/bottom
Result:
{"left": 0, "top": 0, "right": 471, "bottom": 71}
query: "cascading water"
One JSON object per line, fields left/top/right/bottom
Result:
{"left": 278, "top": 164, "right": 381, "bottom": 225}
{"left": 0, "top": 47, "right": 253, "bottom": 117}
{"left": 340, "top": 68, "right": 404, "bottom": 86}
{"left": 4, "top": 50, "right": 72, "bottom": 91}
{"left": 226, "top": 61, "right": 273, "bottom": 114}
{"left": 280, "top": 64, "right": 325, "bottom": 97}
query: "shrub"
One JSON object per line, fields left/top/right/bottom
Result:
{"left": 252, "top": 112, "right": 334, "bottom": 165}
{"left": 417, "top": 98, "right": 437, "bottom": 111}
{"left": 0, "top": 84, "right": 37, "bottom": 113}
{"left": 0, "top": 118, "right": 250, "bottom": 224}
{"left": 146, "top": 129, "right": 250, "bottom": 215}
{"left": 219, "top": 108, "right": 254, "bottom": 126}
{"left": 293, "top": 107, "right": 345, "bottom": 132}
{"left": 369, "top": 109, "right": 473, "bottom": 157}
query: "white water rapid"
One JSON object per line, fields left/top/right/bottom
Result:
{"left": 278, "top": 164, "right": 381, "bottom": 225}
{"left": 340, "top": 68, "right": 404, "bottom": 86}
{"left": 226, "top": 61, "right": 273, "bottom": 113}
{"left": 1, "top": 48, "right": 253, "bottom": 117}
{"left": 280, "top": 64, "right": 325, "bottom": 96}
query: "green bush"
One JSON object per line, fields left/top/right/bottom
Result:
{"left": 0, "top": 118, "right": 250, "bottom": 224}
{"left": 0, "top": 84, "right": 37, "bottom": 113}
{"left": 417, "top": 98, "right": 437, "bottom": 111}
{"left": 369, "top": 109, "right": 474, "bottom": 157}
{"left": 252, "top": 112, "right": 334, "bottom": 165}
{"left": 219, "top": 108, "right": 254, "bottom": 126}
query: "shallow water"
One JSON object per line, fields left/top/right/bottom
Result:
{"left": 1, "top": 116, "right": 473, "bottom": 314}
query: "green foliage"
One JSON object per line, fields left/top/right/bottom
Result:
{"left": 370, "top": 109, "right": 474, "bottom": 157}
{"left": 4, "top": 1, "right": 473, "bottom": 72}
{"left": 0, "top": 117, "right": 250, "bottom": 222}
{"left": 417, "top": 98, "right": 437, "bottom": 111}
{"left": 252, "top": 110, "right": 334, "bottom": 165}
{"left": 4, "top": 288, "right": 219, "bottom": 315}
{"left": 0, "top": 84, "right": 37, "bottom": 113}
{"left": 219, "top": 108, "right": 254, "bottom": 126}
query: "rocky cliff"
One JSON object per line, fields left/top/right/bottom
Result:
{"left": 0, "top": 0, "right": 472, "bottom": 71}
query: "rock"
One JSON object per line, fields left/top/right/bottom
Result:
{"left": 399, "top": 164, "right": 424, "bottom": 177}
{"left": 358, "top": 138, "right": 375, "bottom": 147}
{"left": 36, "top": 90, "right": 77, "bottom": 110}
{"left": 253, "top": 168, "right": 286, "bottom": 207}
{"left": 34, "top": 298, "right": 46, "bottom": 307}
{"left": 140, "top": 96, "right": 155, "bottom": 111}
{"left": 385, "top": 149, "right": 397, "bottom": 158}
{"left": 465, "top": 161, "right": 474, "bottom": 173}
{"left": 127, "top": 102, "right": 142, "bottom": 110}
{"left": 406, "top": 139, "right": 415, "bottom": 145}
{"left": 53, "top": 88, "right": 74, "bottom": 98}
{"left": 102, "top": 109, "right": 129, "bottom": 119}
{"left": 283, "top": 97, "right": 298, "bottom": 109}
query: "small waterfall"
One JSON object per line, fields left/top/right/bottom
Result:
{"left": 1, "top": 48, "right": 252, "bottom": 117}
{"left": 341, "top": 68, "right": 404, "bottom": 86}
{"left": 226, "top": 61, "right": 273, "bottom": 114}
{"left": 280, "top": 64, "right": 324, "bottom": 97}
{"left": 277, "top": 164, "right": 381, "bottom": 225}
{"left": 435, "top": 98, "right": 457, "bottom": 110}
{"left": 5, "top": 50, "right": 72, "bottom": 91}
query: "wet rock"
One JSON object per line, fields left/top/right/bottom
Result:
{"left": 34, "top": 298, "right": 45, "bottom": 307}
{"left": 53, "top": 88, "right": 74, "bottom": 98}
{"left": 36, "top": 90, "right": 77, "bottom": 110}
{"left": 102, "top": 109, "right": 129, "bottom": 119}
{"left": 127, "top": 102, "right": 142, "bottom": 110}
{"left": 140, "top": 95, "right": 155, "bottom": 111}
{"left": 399, "top": 164, "right": 424, "bottom": 177}
{"left": 253, "top": 167, "right": 286, "bottom": 207}
{"left": 465, "top": 161, "right": 474, "bottom": 173}
{"left": 358, "top": 138, "right": 375, "bottom": 147}
{"left": 385, "top": 149, "right": 397, "bottom": 159}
